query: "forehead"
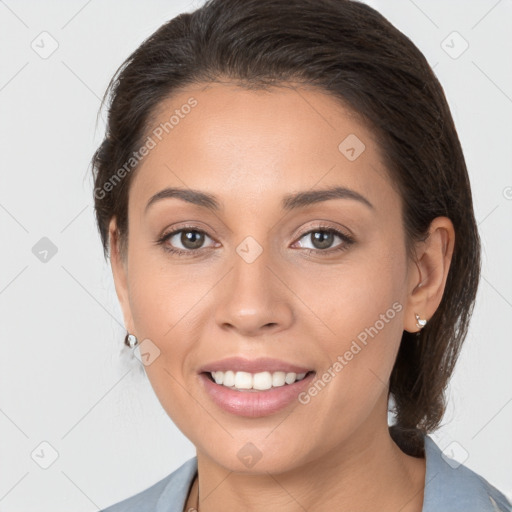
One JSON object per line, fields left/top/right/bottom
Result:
{"left": 130, "top": 82, "right": 397, "bottom": 214}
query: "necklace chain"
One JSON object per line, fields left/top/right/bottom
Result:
{"left": 185, "top": 474, "right": 199, "bottom": 512}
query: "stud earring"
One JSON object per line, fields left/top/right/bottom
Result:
{"left": 125, "top": 333, "right": 138, "bottom": 348}
{"left": 415, "top": 314, "right": 427, "bottom": 329}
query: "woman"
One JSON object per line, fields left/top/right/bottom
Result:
{"left": 91, "top": 0, "right": 511, "bottom": 510}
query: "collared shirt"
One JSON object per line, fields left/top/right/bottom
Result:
{"left": 100, "top": 436, "right": 511, "bottom": 511}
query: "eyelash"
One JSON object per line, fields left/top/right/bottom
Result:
{"left": 155, "top": 223, "right": 355, "bottom": 257}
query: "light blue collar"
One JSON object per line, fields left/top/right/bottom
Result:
{"left": 102, "top": 435, "right": 511, "bottom": 511}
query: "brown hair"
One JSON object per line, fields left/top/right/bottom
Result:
{"left": 90, "top": 0, "right": 481, "bottom": 456}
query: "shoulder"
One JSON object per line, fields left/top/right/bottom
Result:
{"left": 423, "top": 435, "right": 511, "bottom": 512}
{"left": 100, "top": 457, "right": 198, "bottom": 512}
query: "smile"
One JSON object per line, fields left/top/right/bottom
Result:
{"left": 198, "top": 357, "right": 316, "bottom": 417}
{"left": 208, "top": 370, "right": 309, "bottom": 391}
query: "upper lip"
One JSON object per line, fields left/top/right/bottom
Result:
{"left": 199, "top": 357, "right": 313, "bottom": 374}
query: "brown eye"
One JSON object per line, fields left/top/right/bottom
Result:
{"left": 296, "top": 228, "right": 351, "bottom": 252}
{"left": 178, "top": 230, "right": 205, "bottom": 250}
{"left": 309, "top": 231, "right": 336, "bottom": 250}
{"left": 157, "top": 227, "right": 216, "bottom": 255}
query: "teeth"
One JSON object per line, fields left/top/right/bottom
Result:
{"left": 223, "top": 370, "right": 235, "bottom": 387}
{"left": 285, "top": 372, "right": 297, "bottom": 384}
{"left": 272, "top": 371, "right": 286, "bottom": 387}
{"left": 210, "top": 370, "right": 308, "bottom": 391}
{"left": 234, "top": 371, "right": 252, "bottom": 389}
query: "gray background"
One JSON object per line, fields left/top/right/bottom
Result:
{"left": 0, "top": 0, "right": 511, "bottom": 510}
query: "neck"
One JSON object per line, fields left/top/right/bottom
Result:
{"left": 189, "top": 421, "right": 425, "bottom": 512}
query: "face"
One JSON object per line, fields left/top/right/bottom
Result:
{"left": 110, "top": 82, "right": 422, "bottom": 473}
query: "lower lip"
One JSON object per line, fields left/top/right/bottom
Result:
{"left": 199, "top": 372, "right": 315, "bottom": 418}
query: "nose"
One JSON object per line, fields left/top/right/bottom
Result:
{"left": 214, "top": 246, "right": 294, "bottom": 337}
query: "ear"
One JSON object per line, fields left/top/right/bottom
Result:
{"left": 108, "top": 217, "right": 135, "bottom": 334}
{"left": 403, "top": 216, "right": 455, "bottom": 333}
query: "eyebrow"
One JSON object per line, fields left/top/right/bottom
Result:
{"left": 144, "top": 185, "right": 374, "bottom": 214}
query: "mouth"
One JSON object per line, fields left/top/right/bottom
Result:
{"left": 203, "top": 370, "right": 314, "bottom": 392}
{"left": 198, "top": 357, "right": 316, "bottom": 417}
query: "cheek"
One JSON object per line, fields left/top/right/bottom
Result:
{"left": 291, "top": 241, "right": 406, "bottom": 343}
{"left": 127, "top": 245, "right": 214, "bottom": 336}
{"left": 124, "top": 258, "right": 208, "bottom": 432}
{"left": 294, "top": 244, "right": 407, "bottom": 413}
{"left": 125, "top": 250, "right": 223, "bottom": 394}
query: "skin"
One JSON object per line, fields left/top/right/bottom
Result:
{"left": 109, "top": 82, "right": 455, "bottom": 512}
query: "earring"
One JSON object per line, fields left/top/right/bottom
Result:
{"left": 125, "top": 333, "right": 138, "bottom": 348}
{"left": 415, "top": 314, "right": 427, "bottom": 329}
